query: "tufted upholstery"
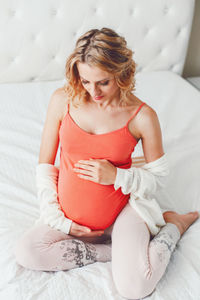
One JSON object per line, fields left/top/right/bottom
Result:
{"left": 0, "top": 0, "right": 195, "bottom": 83}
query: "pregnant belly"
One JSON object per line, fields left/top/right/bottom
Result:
{"left": 58, "top": 171, "right": 130, "bottom": 230}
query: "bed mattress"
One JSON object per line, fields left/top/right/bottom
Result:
{"left": 0, "top": 71, "right": 200, "bottom": 300}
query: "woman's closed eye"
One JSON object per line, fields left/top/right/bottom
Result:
{"left": 100, "top": 81, "right": 109, "bottom": 86}
{"left": 81, "top": 80, "right": 109, "bottom": 86}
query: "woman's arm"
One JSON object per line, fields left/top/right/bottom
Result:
{"left": 35, "top": 89, "right": 73, "bottom": 234}
{"left": 38, "top": 87, "right": 66, "bottom": 165}
{"left": 139, "top": 105, "right": 164, "bottom": 163}
{"left": 114, "top": 105, "right": 169, "bottom": 196}
{"left": 113, "top": 105, "right": 169, "bottom": 235}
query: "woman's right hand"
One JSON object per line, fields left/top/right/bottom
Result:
{"left": 69, "top": 221, "right": 104, "bottom": 237}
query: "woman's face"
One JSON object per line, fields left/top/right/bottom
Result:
{"left": 77, "top": 62, "right": 120, "bottom": 104}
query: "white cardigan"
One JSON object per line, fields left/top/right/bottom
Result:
{"left": 114, "top": 153, "right": 169, "bottom": 235}
{"left": 34, "top": 154, "right": 169, "bottom": 236}
{"left": 34, "top": 163, "right": 72, "bottom": 234}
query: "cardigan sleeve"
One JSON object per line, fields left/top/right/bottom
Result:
{"left": 34, "top": 163, "right": 72, "bottom": 234}
{"left": 113, "top": 153, "right": 170, "bottom": 235}
{"left": 114, "top": 153, "right": 170, "bottom": 197}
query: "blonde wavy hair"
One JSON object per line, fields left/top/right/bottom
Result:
{"left": 64, "top": 27, "right": 136, "bottom": 108}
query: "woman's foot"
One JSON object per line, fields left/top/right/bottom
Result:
{"left": 163, "top": 211, "right": 199, "bottom": 236}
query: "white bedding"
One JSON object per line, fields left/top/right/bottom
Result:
{"left": 0, "top": 71, "right": 200, "bottom": 300}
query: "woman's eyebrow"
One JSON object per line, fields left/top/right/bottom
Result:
{"left": 80, "top": 76, "right": 110, "bottom": 82}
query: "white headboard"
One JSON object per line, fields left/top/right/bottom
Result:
{"left": 0, "top": 0, "right": 195, "bottom": 83}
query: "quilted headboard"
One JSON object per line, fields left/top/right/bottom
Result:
{"left": 0, "top": 0, "right": 195, "bottom": 83}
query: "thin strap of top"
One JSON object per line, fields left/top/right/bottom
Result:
{"left": 126, "top": 102, "right": 146, "bottom": 125}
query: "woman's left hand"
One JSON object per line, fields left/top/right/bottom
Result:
{"left": 73, "top": 158, "right": 117, "bottom": 185}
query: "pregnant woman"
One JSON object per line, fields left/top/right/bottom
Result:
{"left": 14, "top": 27, "right": 199, "bottom": 299}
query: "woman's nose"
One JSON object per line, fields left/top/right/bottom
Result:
{"left": 90, "top": 84, "right": 100, "bottom": 95}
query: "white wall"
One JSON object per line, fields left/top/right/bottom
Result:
{"left": 183, "top": 0, "right": 200, "bottom": 78}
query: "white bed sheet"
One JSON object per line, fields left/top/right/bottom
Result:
{"left": 0, "top": 71, "right": 200, "bottom": 300}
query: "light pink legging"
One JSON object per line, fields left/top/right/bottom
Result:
{"left": 14, "top": 202, "right": 181, "bottom": 299}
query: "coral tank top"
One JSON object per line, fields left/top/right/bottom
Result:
{"left": 58, "top": 101, "right": 146, "bottom": 230}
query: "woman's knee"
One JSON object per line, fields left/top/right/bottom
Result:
{"left": 14, "top": 225, "right": 53, "bottom": 270}
{"left": 112, "top": 242, "right": 156, "bottom": 298}
{"left": 14, "top": 233, "right": 39, "bottom": 270}
{"left": 113, "top": 273, "right": 156, "bottom": 299}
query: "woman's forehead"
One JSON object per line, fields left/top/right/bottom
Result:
{"left": 77, "top": 62, "right": 112, "bottom": 81}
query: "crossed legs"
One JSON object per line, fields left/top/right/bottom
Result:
{"left": 14, "top": 203, "right": 181, "bottom": 299}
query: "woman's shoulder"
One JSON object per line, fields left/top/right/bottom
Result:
{"left": 129, "top": 95, "right": 156, "bottom": 118}
{"left": 128, "top": 96, "right": 159, "bottom": 140}
{"left": 51, "top": 87, "right": 69, "bottom": 122}
{"left": 52, "top": 87, "right": 68, "bottom": 100}
{"left": 139, "top": 101, "right": 158, "bottom": 123}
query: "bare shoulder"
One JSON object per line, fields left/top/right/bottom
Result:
{"left": 139, "top": 102, "right": 158, "bottom": 122}
{"left": 134, "top": 100, "right": 164, "bottom": 161}
{"left": 128, "top": 95, "right": 156, "bottom": 118}
{"left": 50, "top": 87, "right": 68, "bottom": 122}
{"left": 128, "top": 96, "right": 159, "bottom": 140}
{"left": 136, "top": 102, "right": 162, "bottom": 143}
{"left": 139, "top": 102, "right": 159, "bottom": 124}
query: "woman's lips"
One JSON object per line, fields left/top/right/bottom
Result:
{"left": 93, "top": 95, "right": 104, "bottom": 100}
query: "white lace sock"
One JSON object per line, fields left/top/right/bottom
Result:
{"left": 148, "top": 222, "right": 181, "bottom": 274}
{"left": 51, "top": 239, "right": 112, "bottom": 271}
